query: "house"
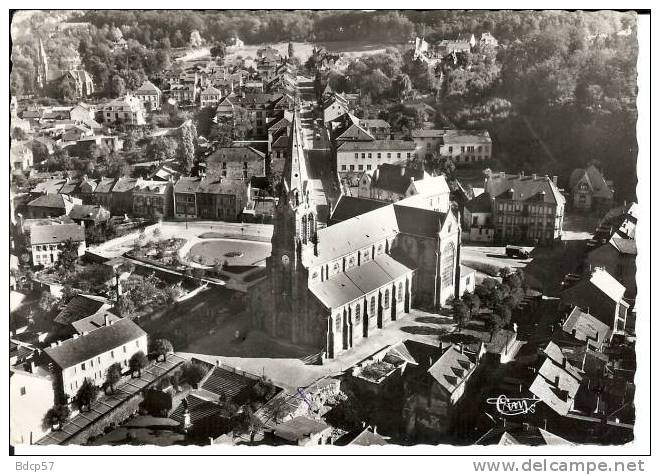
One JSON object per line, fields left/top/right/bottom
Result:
{"left": 529, "top": 342, "right": 582, "bottom": 417}
{"left": 67, "top": 204, "right": 111, "bottom": 226}
{"left": 29, "top": 223, "right": 86, "bottom": 267}
{"left": 100, "top": 95, "right": 146, "bottom": 125}
{"left": 61, "top": 124, "right": 93, "bottom": 143}
{"left": 358, "top": 119, "right": 391, "bottom": 140}
{"left": 412, "top": 129, "right": 492, "bottom": 163}
{"left": 216, "top": 93, "right": 295, "bottom": 137}
{"left": 204, "top": 145, "right": 266, "bottom": 181}
{"left": 30, "top": 178, "right": 67, "bottom": 196}
{"left": 586, "top": 237, "right": 636, "bottom": 297}
{"left": 269, "top": 416, "right": 333, "bottom": 446}
{"left": 169, "top": 83, "right": 197, "bottom": 104}
{"left": 10, "top": 142, "right": 34, "bottom": 172}
{"left": 196, "top": 177, "right": 249, "bottom": 221}
{"left": 484, "top": 171, "right": 565, "bottom": 245}
{"left": 10, "top": 349, "right": 56, "bottom": 445}
{"left": 560, "top": 268, "right": 629, "bottom": 337}
{"left": 173, "top": 176, "right": 201, "bottom": 219}
{"left": 200, "top": 85, "right": 223, "bottom": 108}
{"left": 43, "top": 318, "right": 147, "bottom": 403}
{"left": 110, "top": 177, "right": 139, "bottom": 216}
{"left": 322, "top": 95, "right": 350, "bottom": 124}
{"left": 462, "top": 192, "right": 495, "bottom": 242}
{"left": 26, "top": 137, "right": 56, "bottom": 163}
{"left": 134, "top": 80, "right": 162, "bottom": 111}
{"left": 336, "top": 140, "right": 417, "bottom": 176}
{"left": 91, "top": 177, "right": 117, "bottom": 210}
{"left": 358, "top": 163, "right": 451, "bottom": 212}
{"left": 402, "top": 343, "right": 481, "bottom": 439}
{"left": 26, "top": 193, "right": 81, "bottom": 218}
{"left": 71, "top": 175, "right": 97, "bottom": 204}
{"left": 569, "top": 165, "right": 615, "bottom": 210}
{"left": 132, "top": 180, "right": 173, "bottom": 219}
{"left": 562, "top": 306, "right": 612, "bottom": 349}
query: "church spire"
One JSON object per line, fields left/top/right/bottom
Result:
{"left": 282, "top": 110, "right": 307, "bottom": 207}
{"left": 36, "top": 36, "right": 48, "bottom": 90}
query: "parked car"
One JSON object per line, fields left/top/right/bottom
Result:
{"left": 505, "top": 245, "right": 530, "bottom": 258}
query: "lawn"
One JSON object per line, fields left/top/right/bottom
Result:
{"left": 188, "top": 239, "right": 270, "bottom": 267}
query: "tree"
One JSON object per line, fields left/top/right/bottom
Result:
{"left": 210, "top": 42, "right": 226, "bottom": 59}
{"left": 129, "top": 350, "right": 149, "bottom": 377}
{"left": 44, "top": 404, "right": 70, "bottom": 431}
{"left": 75, "top": 378, "right": 99, "bottom": 412}
{"left": 110, "top": 75, "right": 126, "bottom": 98}
{"left": 182, "top": 362, "right": 207, "bottom": 388}
{"left": 450, "top": 297, "right": 470, "bottom": 328}
{"left": 233, "top": 405, "right": 262, "bottom": 443}
{"left": 462, "top": 292, "right": 481, "bottom": 319}
{"left": 150, "top": 338, "right": 174, "bottom": 362}
{"left": 105, "top": 363, "right": 122, "bottom": 394}
{"left": 57, "top": 238, "right": 80, "bottom": 275}
{"left": 424, "top": 153, "right": 456, "bottom": 180}
{"left": 288, "top": 41, "right": 295, "bottom": 59}
{"left": 11, "top": 127, "right": 28, "bottom": 141}
{"left": 177, "top": 122, "right": 196, "bottom": 173}
{"left": 146, "top": 136, "right": 177, "bottom": 163}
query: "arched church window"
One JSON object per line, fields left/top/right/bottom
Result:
{"left": 370, "top": 296, "right": 376, "bottom": 315}
{"left": 384, "top": 289, "right": 390, "bottom": 308}
{"left": 398, "top": 282, "right": 403, "bottom": 301}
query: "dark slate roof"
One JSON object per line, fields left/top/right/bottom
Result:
{"left": 44, "top": 318, "right": 146, "bottom": 369}
{"left": 372, "top": 163, "right": 425, "bottom": 195}
{"left": 465, "top": 192, "right": 493, "bottom": 213}
{"left": 486, "top": 173, "right": 565, "bottom": 206}
{"left": 94, "top": 177, "right": 117, "bottom": 194}
{"left": 330, "top": 196, "right": 390, "bottom": 223}
{"left": 27, "top": 194, "right": 71, "bottom": 209}
{"left": 348, "top": 428, "right": 389, "bottom": 446}
{"left": 174, "top": 177, "right": 202, "bottom": 194}
{"left": 112, "top": 177, "right": 139, "bottom": 193}
{"left": 393, "top": 203, "right": 449, "bottom": 237}
{"left": 68, "top": 204, "right": 107, "bottom": 221}
{"left": 29, "top": 223, "right": 85, "bottom": 245}
{"left": 58, "top": 180, "right": 81, "bottom": 195}
{"left": 54, "top": 294, "right": 110, "bottom": 326}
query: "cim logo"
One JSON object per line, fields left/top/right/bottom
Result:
{"left": 486, "top": 395, "right": 542, "bottom": 416}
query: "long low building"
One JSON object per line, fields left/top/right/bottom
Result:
{"left": 336, "top": 140, "right": 417, "bottom": 175}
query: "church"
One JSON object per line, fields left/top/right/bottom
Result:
{"left": 248, "top": 113, "right": 462, "bottom": 359}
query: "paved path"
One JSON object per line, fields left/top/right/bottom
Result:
{"left": 180, "top": 308, "right": 455, "bottom": 392}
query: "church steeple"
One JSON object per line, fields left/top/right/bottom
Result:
{"left": 281, "top": 110, "right": 308, "bottom": 209}
{"left": 36, "top": 36, "right": 48, "bottom": 90}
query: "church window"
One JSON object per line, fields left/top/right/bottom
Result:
{"left": 384, "top": 289, "right": 390, "bottom": 308}
{"left": 335, "top": 315, "right": 341, "bottom": 332}
{"left": 441, "top": 242, "right": 456, "bottom": 289}
{"left": 370, "top": 296, "right": 376, "bottom": 315}
{"left": 355, "top": 304, "right": 361, "bottom": 324}
{"left": 397, "top": 282, "right": 403, "bottom": 301}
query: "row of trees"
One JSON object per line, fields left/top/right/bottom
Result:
{"left": 451, "top": 268, "right": 528, "bottom": 339}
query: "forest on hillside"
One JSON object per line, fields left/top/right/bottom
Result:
{"left": 11, "top": 10, "right": 639, "bottom": 200}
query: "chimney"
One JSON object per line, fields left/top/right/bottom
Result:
{"left": 104, "top": 314, "right": 109, "bottom": 327}
{"left": 554, "top": 375, "right": 560, "bottom": 387}
{"left": 400, "top": 167, "right": 406, "bottom": 176}
{"left": 29, "top": 360, "right": 36, "bottom": 373}
{"left": 532, "top": 173, "right": 537, "bottom": 180}
{"left": 552, "top": 175, "right": 558, "bottom": 185}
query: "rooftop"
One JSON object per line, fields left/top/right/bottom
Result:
{"left": 30, "top": 223, "right": 85, "bottom": 245}
{"left": 44, "top": 318, "right": 146, "bottom": 369}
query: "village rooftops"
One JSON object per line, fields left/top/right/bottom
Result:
{"left": 71, "top": 310, "right": 121, "bottom": 334}
{"left": 609, "top": 236, "right": 637, "bottom": 255}
{"left": 93, "top": 177, "right": 117, "bottom": 194}
{"left": 27, "top": 193, "right": 77, "bottom": 210}
{"left": 336, "top": 139, "right": 416, "bottom": 152}
{"left": 135, "top": 80, "right": 162, "bottom": 95}
{"left": 53, "top": 294, "right": 111, "bottom": 326}
{"left": 174, "top": 177, "right": 202, "bottom": 194}
{"left": 428, "top": 345, "right": 477, "bottom": 396}
{"left": 569, "top": 164, "right": 614, "bottom": 199}
{"left": 562, "top": 307, "right": 611, "bottom": 348}
{"left": 31, "top": 178, "right": 67, "bottom": 195}
{"left": 358, "top": 119, "right": 391, "bottom": 130}
{"left": 465, "top": 191, "right": 494, "bottom": 213}
{"left": 486, "top": 172, "right": 565, "bottom": 206}
{"left": 67, "top": 204, "right": 107, "bottom": 221}
{"left": 370, "top": 163, "right": 427, "bottom": 195}
{"left": 29, "top": 223, "right": 85, "bottom": 245}
{"left": 44, "top": 318, "right": 146, "bottom": 370}
{"left": 272, "top": 416, "right": 330, "bottom": 443}
{"left": 529, "top": 342, "right": 582, "bottom": 416}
